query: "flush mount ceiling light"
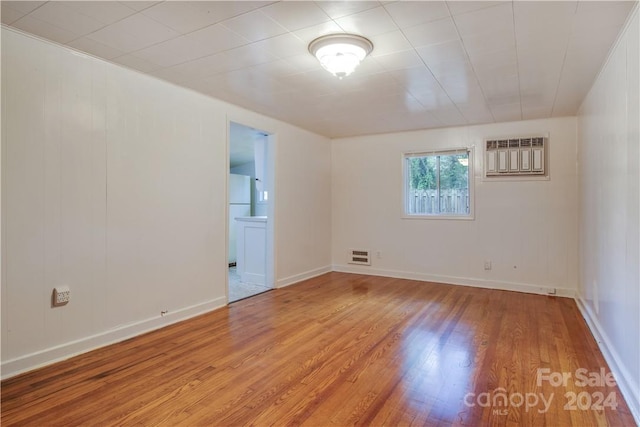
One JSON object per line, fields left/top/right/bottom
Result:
{"left": 308, "top": 34, "right": 373, "bottom": 79}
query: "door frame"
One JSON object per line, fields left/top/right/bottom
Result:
{"left": 225, "top": 119, "right": 276, "bottom": 302}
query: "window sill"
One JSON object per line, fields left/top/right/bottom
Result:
{"left": 402, "top": 214, "right": 475, "bottom": 221}
{"left": 481, "top": 174, "right": 550, "bottom": 182}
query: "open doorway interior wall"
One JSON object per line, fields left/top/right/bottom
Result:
{"left": 228, "top": 122, "right": 273, "bottom": 302}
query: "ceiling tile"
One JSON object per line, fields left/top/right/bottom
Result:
{"left": 480, "top": 75, "right": 520, "bottom": 107}
{"left": 344, "top": 55, "right": 386, "bottom": 76}
{"left": 516, "top": 31, "right": 571, "bottom": 53}
{"left": 119, "top": 2, "right": 160, "bottom": 12}
{"left": 217, "top": 68, "right": 290, "bottom": 95}
{"left": 344, "top": 71, "right": 406, "bottom": 99}
{"left": 315, "top": 1, "right": 380, "bottom": 19}
{"left": 223, "top": 44, "right": 281, "bottom": 70}
{"left": 458, "top": 104, "right": 494, "bottom": 124}
{"left": 261, "top": 1, "right": 331, "bottom": 32}
{"left": 150, "top": 52, "right": 240, "bottom": 84}
{"left": 273, "top": 68, "right": 332, "bottom": 87}
{"left": 132, "top": 24, "right": 249, "bottom": 68}
{"left": 194, "top": 74, "right": 232, "bottom": 93}
{"left": 249, "top": 58, "right": 304, "bottom": 79}
{"left": 11, "top": 15, "right": 79, "bottom": 44}
{"left": 334, "top": 6, "right": 399, "bottom": 36}
{"left": 552, "top": 102, "right": 583, "bottom": 118}
{"left": 564, "top": 28, "right": 622, "bottom": 72}
{"left": 28, "top": 2, "right": 106, "bottom": 36}
{"left": 513, "top": 1, "right": 577, "bottom": 42}
{"left": 2, "top": 1, "right": 45, "bottom": 14}
{"left": 368, "top": 30, "right": 413, "bottom": 57}
{"left": 389, "top": 65, "right": 439, "bottom": 91}
{"left": 293, "top": 21, "right": 344, "bottom": 45}
{"left": 522, "top": 105, "right": 552, "bottom": 120}
{"left": 490, "top": 103, "right": 522, "bottom": 122}
{"left": 222, "top": 9, "right": 288, "bottom": 43}
{"left": 59, "top": 1, "right": 138, "bottom": 25}
{"left": 402, "top": 17, "right": 459, "bottom": 48}
{"left": 446, "top": 1, "right": 502, "bottom": 17}
{"left": 67, "top": 36, "right": 126, "bottom": 60}
{"left": 111, "top": 53, "right": 163, "bottom": 73}
{"left": 468, "top": 48, "right": 517, "bottom": 73}
{"left": 519, "top": 74, "right": 558, "bottom": 106}
{"left": 117, "top": 36, "right": 192, "bottom": 68}
{"left": 2, "top": 0, "right": 635, "bottom": 138}
{"left": 177, "top": 78, "right": 216, "bottom": 95}
{"left": 141, "top": 1, "right": 267, "bottom": 34}
{"left": 412, "top": 87, "right": 456, "bottom": 111}
{"left": 462, "top": 29, "right": 515, "bottom": 56}
{"left": 552, "top": 26, "right": 621, "bottom": 115}
{"left": 140, "top": 2, "right": 219, "bottom": 34}
{"left": 383, "top": 1, "right": 450, "bottom": 28}
{"left": 435, "top": 72, "right": 480, "bottom": 99}
{"left": 276, "top": 71, "right": 338, "bottom": 96}
{"left": 187, "top": 23, "right": 250, "bottom": 52}
{"left": 286, "top": 52, "right": 327, "bottom": 74}
{"left": 204, "top": 1, "right": 271, "bottom": 19}
{"left": 572, "top": 1, "right": 636, "bottom": 35}
{"left": 452, "top": 2, "right": 514, "bottom": 38}
{"left": 1, "top": 3, "right": 29, "bottom": 25}
{"left": 416, "top": 40, "right": 468, "bottom": 68}
{"left": 441, "top": 78, "right": 486, "bottom": 105}
{"left": 552, "top": 82, "right": 588, "bottom": 115}
{"left": 431, "top": 106, "right": 467, "bottom": 127}
{"left": 475, "top": 63, "right": 519, "bottom": 86}
{"left": 88, "top": 13, "right": 181, "bottom": 52}
{"left": 1, "top": 1, "right": 45, "bottom": 26}
{"left": 517, "top": 45, "right": 566, "bottom": 79}
{"left": 373, "top": 50, "right": 424, "bottom": 72}
{"left": 518, "top": 43, "right": 566, "bottom": 110}
{"left": 359, "top": 111, "right": 444, "bottom": 135}
{"left": 250, "top": 33, "right": 308, "bottom": 59}
{"left": 150, "top": 67, "right": 191, "bottom": 85}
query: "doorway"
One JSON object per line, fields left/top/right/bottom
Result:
{"left": 227, "top": 121, "right": 274, "bottom": 302}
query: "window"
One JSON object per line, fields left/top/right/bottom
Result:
{"left": 403, "top": 148, "right": 472, "bottom": 218}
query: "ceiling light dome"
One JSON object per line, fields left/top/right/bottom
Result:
{"left": 308, "top": 34, "right": 373, "bottom": 79}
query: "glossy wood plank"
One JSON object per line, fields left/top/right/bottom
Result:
{"left": 1, "top": 273, "right": 635, "bottom": 426}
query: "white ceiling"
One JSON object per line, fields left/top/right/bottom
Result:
{"left": 2, "top": 1, "right": 636, "bottom": 138}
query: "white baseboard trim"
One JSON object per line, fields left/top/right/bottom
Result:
{"left": 1, "top": 297, "right": 226, "bottom": 380}
{"left": 276, "top": 265, "right": 332, "bottom": 288}
{"left": 331, "top": 264, "right": 576, "bottom": 298}
{"left": 575, "top": 296, "right": 640, "bottom": 425}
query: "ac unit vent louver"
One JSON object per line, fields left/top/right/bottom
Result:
{"left": 485, "top": 136, "right": 547, "bottom": 177}
{"left": 348, "top": 249, "right": 371, "bottom": 265}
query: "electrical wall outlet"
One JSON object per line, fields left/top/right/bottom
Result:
{"left": 484, "top": 261, "right": 492, "bottom": 270}
{"left": 52, "top": 286, "right": 70, "bottom": 306}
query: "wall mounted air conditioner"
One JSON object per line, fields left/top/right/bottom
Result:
{"left": 485, "top": 136, "right": 547, "bottom": 178}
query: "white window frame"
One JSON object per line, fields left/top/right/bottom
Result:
{"left": 402, "top": 147, "right": 475, "bottom": 220}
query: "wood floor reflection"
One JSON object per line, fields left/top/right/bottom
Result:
{"left": 1, "top": 272, "right": 635, "bottom": 426}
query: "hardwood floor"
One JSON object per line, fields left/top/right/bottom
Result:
{"left": 1, "top": 272, "right": 635, "bottom": 426}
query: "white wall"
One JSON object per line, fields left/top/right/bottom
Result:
{"left": 1, "top": 28, "right": 332, "bottom": 377}
{"left": 332, "top": 117, "right": 578, "bottom": 296}
{"left": 576, "top": 7, "right": 639, "bottom": 422}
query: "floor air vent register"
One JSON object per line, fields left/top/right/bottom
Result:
{"left": 348, "top": 249, "right": 371, "bottom": 266}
